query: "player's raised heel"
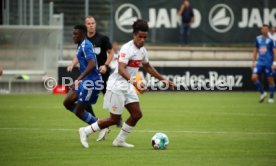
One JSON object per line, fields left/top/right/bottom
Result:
{"left": 112, "top": 139, "right": 134, "bottom": 148}
{"left": 79, "top": 127, "right": 89, "bottom": 148}
{"left": 96, "top": 128, "right": 110, "bottom": 142}
{"left": 259, "top": 92, "right": 267, "bottom": 103}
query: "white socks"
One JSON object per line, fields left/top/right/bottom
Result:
{"left": 83, "top": 122, "right": 134, "bottom": 142}
{"left": 84, "top": 121, "right": 101, "bottom": 135}
{"left": 116, "top": 122, "right": 134, "bottom": 142}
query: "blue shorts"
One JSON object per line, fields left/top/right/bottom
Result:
{"left": 253, "top": 65, "right": 273, "bottom": 77}
{"left": 75, "top": 82, "right": 100, "bottom": 105}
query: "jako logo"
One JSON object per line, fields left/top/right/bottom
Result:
{"left": 115, "top": 3, "right": 141, "bottom": 33}
{"left": 209, "top": 4, "right": 234, "bottom": 33}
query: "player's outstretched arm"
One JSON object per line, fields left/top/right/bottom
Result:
{"left": 142, "top": 63, "right": 175, "bottom": 90}
{"left": 142, "top": 63, "right": 164, "bottom": 80}
{"left": 67, "top": 55, "right": 79, "bottom": 72}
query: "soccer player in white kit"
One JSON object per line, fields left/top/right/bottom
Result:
{"left": 78, "top": 19, "right": 175, "bottom": 148}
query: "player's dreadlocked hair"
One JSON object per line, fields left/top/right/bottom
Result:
{"left": 133, "top": 19, "right": 149, "bottom": 34}
{"left": 74, "top": 24, "right": 87, "bottom": 34}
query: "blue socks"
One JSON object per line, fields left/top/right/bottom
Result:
{"left": 69, "top": 104, "right": 97, "bottom": 124}
{"left": 269, "top": 84, "right": 275, "bottom": 99}
{"left": 255, "top": 80, "right": 264, "bottom": 94}
{"left": 82, "top": 111, "right": 98, "bottom": 124}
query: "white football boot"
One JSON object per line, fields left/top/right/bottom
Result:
{"left": 112, "top": 139, "right": 134, "bottom": 148}
{"left": 259, "top": 92, "right": 267, "bottom": 103}
{"left": 96, "top": 128, "right": 110, "bottom": 142}
{"left": 79, "top": 127, "right": 89, "bottom": 148}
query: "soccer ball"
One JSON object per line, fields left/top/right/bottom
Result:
{"left": 151, "top": 132, "right": 169, "bottom": 150}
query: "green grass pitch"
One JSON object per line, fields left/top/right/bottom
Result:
{"left": 0, "top": 92, "right": 275, "bottom": 166}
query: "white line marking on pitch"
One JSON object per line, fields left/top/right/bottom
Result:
{"left": 0, "top": 127, "right": 275, "bottom": 135}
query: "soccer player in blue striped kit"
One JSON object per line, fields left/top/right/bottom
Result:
{"left": 252, "top": 24, "right": 276, "bottom": 103}
{"left": 63, "top": 25, "right": 103, "bottom": 126}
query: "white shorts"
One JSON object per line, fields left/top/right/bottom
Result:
{"left": 103, "top": 87, "right": 139, "bottom": 115}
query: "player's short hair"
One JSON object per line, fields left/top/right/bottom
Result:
{"left": 84, "top": 16, "right": 95, "bottom": 22}
{"left": 74, "top": 24, "right": 87, "bottom": 34}
{"left": 133, "top": 19, "right": 149, "bottom": 34}
{"left": 263, "top": 24, "right": 269, "bottom": 28}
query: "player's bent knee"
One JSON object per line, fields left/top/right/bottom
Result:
{"left": 132, "top": 111, "right": 143, "bottom": 121}
{"left": 63, "top": 100, "right": 70, "bottom": 110}
{"left": 138, "top": 112, "right": 143, "bottom": 120}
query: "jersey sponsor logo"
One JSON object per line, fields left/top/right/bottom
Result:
{"left": 209, "top": 4, "right": 234, "bottom": 33}
{"left": 127, "top": 60, "right": 142, "bottom": 68}
{"left": 260, "top": 46, "right": 267, "bottom": 55}
{"left": 112, "top": 104, "right": 118, "bottom": 112}
{"left": 115, "top": 3, "right": 141, "bottom": 33}
{"left": 93, "top": 47, "right": 101, "bottom": 55}
{"left": 120, "top": 53, "right": 126, "bottom": 58}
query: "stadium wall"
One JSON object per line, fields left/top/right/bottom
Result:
{"left": 112, "top": 0, "right": 276, "bottom": 44}
{"left": 22, "top": 0, "right": 275, "bottom": 45}
{"left": 0, "top": 25, "right": 63, "bottom": 94}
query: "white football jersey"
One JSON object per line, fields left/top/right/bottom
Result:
{"left": 106, "top": 40, "right": 149, "bottom": 91}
